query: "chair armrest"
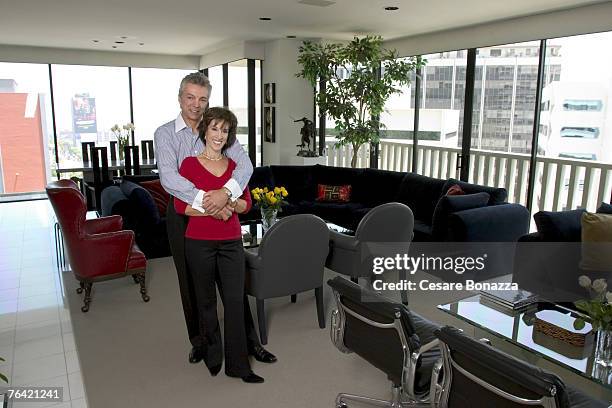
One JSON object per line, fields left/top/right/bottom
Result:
{"left": 329, "top": 229, "right": 359, "bottom": 251}
{"left": 244, "top": 248, "right": 261, "bottom": 270}
{"left": 84, "top": 215, "right": 123, "bottom": 235}
{"left": 448, "top": 204, "right": 530, "bottom": 242}
{"left": 75, "top": 230, "right": 135, "bottom": 278}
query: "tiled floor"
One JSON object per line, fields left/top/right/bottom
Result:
{"left": 0, "top": 200, "right": 88, "bottom": 408}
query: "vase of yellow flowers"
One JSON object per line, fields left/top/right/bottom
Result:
{"left": 111, "top": 123, "right": 135, "bottom": 162}
{"left": 574, "top": 275, "right": 612, "bottom": 369}
{"left": 251, "top": 186, "right": 288, "bottom": 231}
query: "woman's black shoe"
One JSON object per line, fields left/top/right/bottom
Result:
{"left": 189, "top": 347, "right": 204, "bottom": 364}
{"left": 228, "top": 371, "right": 264, "bottom": 384}
{"left": 208, "top": 364, "right": 222, "bottom": 376}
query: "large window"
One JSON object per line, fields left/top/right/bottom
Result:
{"left": 535, "top": 31, "right": 612, "bottom": 212}
{"left": 0, "top": 62, "right": 53, "bottom": 194}
{"left": 228, "top": 60, "right": 249, "bottom": 156}
{"left": 131, "top": 68, "right": 193, "bottom": 145}
{"left": 472, "top": 42, "right": 540, "bottom": 154}
{"left": 51, "top": 65, "right": 131, "bottom": 167}
{"left": 207, "top": 65, "right": 223, "bottom": 108}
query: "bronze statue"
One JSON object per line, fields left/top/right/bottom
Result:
{"left": 295, "top": 117, "right": 317, "bottom": 156}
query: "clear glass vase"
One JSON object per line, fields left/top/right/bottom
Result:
{"left": 118, "top": 142, "right": 126, "bottom": 162}
{"left": 594, "top": 329, "right": 612, "bottom": 368}
{"left": 260, "top": 207, "right": 278, "bottom": 232}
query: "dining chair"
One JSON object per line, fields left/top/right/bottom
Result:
{"left": 124, "top": 145, "right": 141, "bottom": 176}
{"left": 141, "top": 140, "right": 155, "bottom": 160}
{"left": 110, "top": 141, "right": 118, "bottom": 161}
{"left": 83, "top": 146, "right": 112, "bottom": 213}
{"left": 81, "top": 141, "right": 95, "bottom": 163}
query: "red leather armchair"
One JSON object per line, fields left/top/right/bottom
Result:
{"left": 46, "top": 179, "right": 149, "bottom": 312}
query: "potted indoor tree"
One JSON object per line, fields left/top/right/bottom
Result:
{"left": 297, "top": 36, "right": 423, "bottom": 168}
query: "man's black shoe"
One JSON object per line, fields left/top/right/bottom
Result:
{"left": 228, "top": 371, "right": 265, "bottom": 384}
{"left": 189, "top": 347, "right": 204, "bottom": 364}
{"left": 248, "top": 345, "right": 277, "bottom": 363}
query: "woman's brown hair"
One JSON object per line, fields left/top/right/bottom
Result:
{"left": 198, "top": 107, "right": 238, "bottom": 152}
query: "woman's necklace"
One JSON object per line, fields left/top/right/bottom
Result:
{"left": 201, "top": 151, "right": 223, "bottom": 161}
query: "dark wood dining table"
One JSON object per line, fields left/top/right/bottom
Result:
{"left": 55, "top": 158, "right": 157, "bottom": 175}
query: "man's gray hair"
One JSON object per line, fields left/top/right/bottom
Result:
{"left": 178, "top": 72, "right": 212, "bottom": 96}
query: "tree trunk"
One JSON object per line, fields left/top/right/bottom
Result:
{"left": 351, "top": 144, "right": 361, "bottom": 168}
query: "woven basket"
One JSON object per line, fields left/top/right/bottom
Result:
{"left": 534, "top": 317, "right": 592, "bottom": 347}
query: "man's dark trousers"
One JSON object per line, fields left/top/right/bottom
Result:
{"left": 166, "top": 199, "right": 261, "bottom": 348}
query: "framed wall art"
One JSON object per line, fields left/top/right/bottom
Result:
{"left": 264, "top": 106, "right": 275, "bottom": 143}
{"left": 264, "top": 83, "right": 276, "bottom": 104}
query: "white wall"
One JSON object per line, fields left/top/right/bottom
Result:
{"left": 199, "top": 41, "right": 265, "bottom": 69}
{"left": 261, "top": 39, "right": 314, "bottom": 165}
{"left": 385, "top": 2, "right": 612, "bottom": 57}
{"left": 0, "top": 44, "right": 200, "bottom": 69}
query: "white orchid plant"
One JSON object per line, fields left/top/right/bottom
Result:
{"left": 573, "top": 275, "right": 612, "bottom": 331}
{"left": 111, "top": 123, "right": 135, "bottom": 146}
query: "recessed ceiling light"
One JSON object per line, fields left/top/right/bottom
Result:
{"left": 138, "top": 42, "right": 145, "bottom": 46}
{"left": 287, "top": 35, "right": 296, "bottom": 39}
{"left": 259, "top": 17, "right": 271, "bottom": 21}
{"left": 384, "top": 6, "right": 399, "bottom": 10}
{"left": 92, "top": 40, "right": 99, "bottom": 43}
{"left": 120, "top": 36, "right": 128, "bottom": 39}
{"left": 112, "top": 46, "right": 118, "bottom": 48}
{"left": 114, "top": 41, "right": 125, "bottom": 44}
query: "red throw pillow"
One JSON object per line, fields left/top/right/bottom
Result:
{"left": 140, "top": 180, "right": 170, "bottom": 217}
{"left": 446, "top": 184, "right": 465, "bottom": 196}
{"left": 317, "top": 184, "right": 352, "bottom": 202}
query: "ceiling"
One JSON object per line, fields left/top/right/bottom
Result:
{"left": 0, "top": 0, "right": 605, "bottom": 56}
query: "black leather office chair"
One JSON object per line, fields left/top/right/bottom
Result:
{"left": 432, "top": 326, "right": 610, "bottom": 408}
{"left": 327, "top": 276, "right": 440, "bottom": 408}
{"left": 245, "top": 214, "right": 329, "bottom": 345}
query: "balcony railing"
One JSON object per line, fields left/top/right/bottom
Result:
{"left": 325, "top": 139, "right": 612, "bottom": 213}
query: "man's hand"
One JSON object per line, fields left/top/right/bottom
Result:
{"left": 208, "top": 204, "right": 234, "bottom": 221}
{"left": 203, "top": 189, "right": 230, "bottom": 213}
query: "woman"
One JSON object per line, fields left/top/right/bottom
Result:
{"left": 174, "top": 107, "right": 263, "bottom": 384}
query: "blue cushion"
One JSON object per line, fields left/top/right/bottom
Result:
{"left": 432, "top": 192, "right": 490, "bottom": 240}
{"left": 442, "top": 178, "right": 507, "bottom": 205}
{"left": 120, "top": 180, "right": 160, "bottom": 223}
{"left": 597, "top": 202, "right": 612, "bottom": 214}
{"left": 533, "top": 209, "right": 585, "bottom": 242}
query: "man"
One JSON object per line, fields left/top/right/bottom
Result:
{"left": 154, "top": 72, "right": 276, "bottom": 366}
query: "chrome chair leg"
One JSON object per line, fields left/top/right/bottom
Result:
{"left": 335, "top": 386, "right": 430, "bottom": 408}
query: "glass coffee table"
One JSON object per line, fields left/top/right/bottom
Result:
{"left": 240, "top": 219, "right": 352, "bottom": 249}
{"left": 438, "top": 295, "right": 612, "bottom": 401}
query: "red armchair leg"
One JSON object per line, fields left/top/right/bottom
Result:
{"left": 76, "top": 281, "right": 85, "bottom": 294}
{"left": 133, "top": 270, "right": 150, "bottom": 302}
{"left": 81, "top": 282, "right": 93, "bottom": 313}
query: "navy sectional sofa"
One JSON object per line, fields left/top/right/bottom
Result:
{"left": 244, "top": 164, "right": 530, "bottom": 243}
{"left": 101, "top": 164, "right": 530, "bottom": 258}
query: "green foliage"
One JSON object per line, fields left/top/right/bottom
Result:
{"left": 574, "top": 299, "right": 612, "bottom": 331}
{"left": 297, "top": 36, "right": 424, "bottom": 167}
